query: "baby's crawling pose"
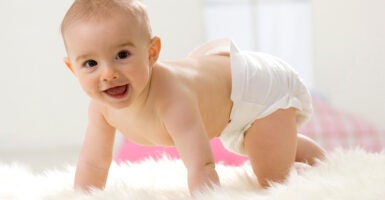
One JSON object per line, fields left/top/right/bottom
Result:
{"left": 61, "top": 0, "right": 325, "bottom": 194}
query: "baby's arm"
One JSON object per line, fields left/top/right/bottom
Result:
{"left": 74, "top": 101, "right": 116, "bottom": 192}
{"left": 159, "top": 95, "right": 219, "bottom": 193}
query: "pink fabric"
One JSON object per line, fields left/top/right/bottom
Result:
{"left": 300, "top": 97, "right": 383, "bottom": 152}
{"left": 115, "top": 138, "right": 248, "bottom": 166}
{"left": 115, "top": 96, "right": 384, "bottom": 165}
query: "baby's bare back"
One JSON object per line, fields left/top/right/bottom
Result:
{"left": 177, "top": 55, "right": 233, "bottom": 138}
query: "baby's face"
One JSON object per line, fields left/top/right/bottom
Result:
{"left": 63, "top": 15, "right": 153, "bottom": 109}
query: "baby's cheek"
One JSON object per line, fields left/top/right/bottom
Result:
{"left": 79, "top": 82, "right": 96, "bottom": 97}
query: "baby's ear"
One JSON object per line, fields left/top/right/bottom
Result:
{"left": 148, "top": 36, "right": 161, "bottom": 65}
{"left": 63, "top": 57, "right": 77, "bottom": 76}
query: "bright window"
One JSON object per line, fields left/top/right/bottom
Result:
{"left": 204, "top": 0, "right": 313, "bottom": 88}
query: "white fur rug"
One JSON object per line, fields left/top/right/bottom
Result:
{"left": 1, "top": 149, "right": 385, "bottom": 200}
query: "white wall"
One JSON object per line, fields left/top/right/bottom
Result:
{"left": 0, "top": 0, "right": 205, "bottom": 153}
{"left": 142, "top": 0, "right": 205, "bottom": 59}
{"left": 312, "top": 0, "right": 385, "bottom": 129}
{"left": 0, "top": 0, "right": 88, "bottom": 150}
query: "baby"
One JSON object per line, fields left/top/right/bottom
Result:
{"left": 60, "top": 0, "right": 325, "bottom": 194}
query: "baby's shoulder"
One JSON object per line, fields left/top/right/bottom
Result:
{"left": 151, "top": 64, "right": 198, "bottom": 101}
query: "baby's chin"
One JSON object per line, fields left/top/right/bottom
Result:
{"left": 106, "top": 97, "right": 131, "bottom": 109}
{"left": 102, "top": 101, "right": 131, "bottom": 110}
{"left": 91, "top": 96, "right": 131, "bottom": 110}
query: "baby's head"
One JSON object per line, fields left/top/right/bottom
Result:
{"left": 61, "top": 0, "right": 161, "bottom": 109}
{"left": 61, "top": 0, "right": 152, "bottom": 42}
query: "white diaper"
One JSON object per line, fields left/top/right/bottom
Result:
{"left": 219, "top": 41, "right": 313, "bottom": 155}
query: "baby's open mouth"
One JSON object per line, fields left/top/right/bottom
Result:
{"left": 104, "top": 84, "right": 128, "bottom": 98}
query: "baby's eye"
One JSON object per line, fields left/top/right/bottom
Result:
{"left": 83, "top": 60, "right": 98, "bottom": 68}
{"left": 116, "top": 50, "right": 131, "bottom": 60}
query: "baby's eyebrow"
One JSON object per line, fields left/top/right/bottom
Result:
{"left": 75, "top": 54, "right": 93, "bottom": 63}
{"left": 117, "top": 42, "right": 135, "bottom": 48}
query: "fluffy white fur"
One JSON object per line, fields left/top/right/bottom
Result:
{"left": 1, "top": 149, "right": 385, "bottom": 200}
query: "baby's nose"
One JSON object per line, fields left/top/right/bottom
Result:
{"left": 101, "top": 68, "right": 119, "bottom": 82}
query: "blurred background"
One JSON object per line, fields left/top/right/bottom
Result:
{"left": 0, "top": 0, "right": 384, "bottom": 171}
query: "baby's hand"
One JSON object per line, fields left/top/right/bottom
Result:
{"left": 188, "top": 162, "right": 220, "bottom": 194}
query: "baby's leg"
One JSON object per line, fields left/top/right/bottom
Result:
{"left": 244, "top": 108, "right": 298, "bottom": 188}
{"left": 295, "top": 134, "right": 326, "bottom": 165}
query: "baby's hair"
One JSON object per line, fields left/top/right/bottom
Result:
{"left": 61, "top": 0, "right": 152, "bottom": 39}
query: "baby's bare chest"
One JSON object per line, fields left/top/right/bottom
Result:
{"left": 106, "top": 110, "right": 174, "bottom": 146}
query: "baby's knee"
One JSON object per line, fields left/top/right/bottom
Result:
{"left": 249, "top": 163, "right": 292, "bottom": 188}
{"left": 255, "top": 170, "right": 289, "bottom": 188}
